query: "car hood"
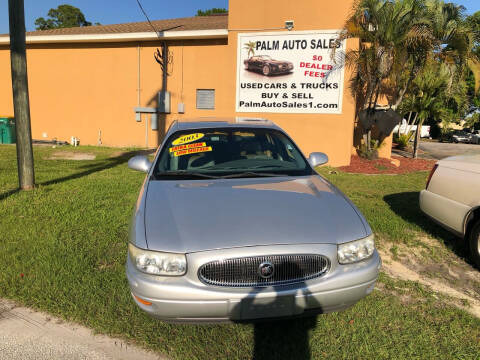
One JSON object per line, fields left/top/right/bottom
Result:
{"left": 144, "top": 176, "right": 368, "bottom": 253}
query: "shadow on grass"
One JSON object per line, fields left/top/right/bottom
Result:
{"left": 0, "top": 188, "right": 20, "bottom": 201}
{"left": 0, "top": 149, "right": 154, "bottom": 201}
{"left": 251, "top": 316, "right": 317, "bottom": 360}
{"left": 232, "top": 263, "right": 321, "bottom": 359}
{"left": 383, "top": 191, "right": 468, "bottom": 259}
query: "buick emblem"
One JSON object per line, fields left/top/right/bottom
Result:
{"left": 258, "top": 262, "right": 274, "bottom": 279}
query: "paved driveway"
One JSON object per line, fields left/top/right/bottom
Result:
{"left": 419, "top": 141, "right": 480, "bottom": 160}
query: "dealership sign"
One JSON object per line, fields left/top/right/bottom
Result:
{"left": 236, "top": 30, "right": 345, "bottom": 114}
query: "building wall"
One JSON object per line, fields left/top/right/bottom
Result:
{"left": 0, "top": 0, "right": 364, "bottom": 166}
{"left": 227, "top": 0, "right": 358, "bottom": 166}
{"left": 0, "top": 39, "right": 231, "bottom": 148}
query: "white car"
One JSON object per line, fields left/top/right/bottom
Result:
{"left": 451, "top": 131, "right": 472, "bottom": 144}
{"left": 420, "top": 155, "right": 480, "bottom": 267}
{"left": 471, "top": 130, "right": 480, "bottom": 144}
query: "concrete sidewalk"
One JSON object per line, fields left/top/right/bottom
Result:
{"left": 0, "top": 299, "right": 165, "bottom": 360}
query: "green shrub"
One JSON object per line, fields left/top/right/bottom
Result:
{"left": 394, "top": 132, "right": 414, "bottom": 150}
{"left": 358, "top": 139, "right": 380, "bottom": 160}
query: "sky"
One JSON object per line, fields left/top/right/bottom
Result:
{"left": 0, "top": 0, "right": 478, "bottom": 34}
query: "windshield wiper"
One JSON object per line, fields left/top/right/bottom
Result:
{"left": 153, "top": 171, "right": 222, "bottom": 179}
{"left": 249, "top": 164, "right": 292, "bottom": 169}
{"left": 220, "top": 171, "right": 287, "bottom": 179}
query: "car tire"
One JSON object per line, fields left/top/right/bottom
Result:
{"left": 262, "top": 65, "right": 271, "bottom": 76}
{"left": 469, "top": 220, "right": 480, "bottom": 268}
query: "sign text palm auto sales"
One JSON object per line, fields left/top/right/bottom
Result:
{"left": 235, "top": 31, "right": 346, "bottom": 114}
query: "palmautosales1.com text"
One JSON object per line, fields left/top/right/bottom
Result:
{"left": 238, "top": 101, "right": 338, "bottom": 109}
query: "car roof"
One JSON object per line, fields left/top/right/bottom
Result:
{"left": 168, "top": 117, "right": 282, "bottom": 134}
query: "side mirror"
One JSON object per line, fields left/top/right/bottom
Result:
{"left": 128, "top": 155, "right": 152, "bottom": 173}
{"left": 308, "top": 152, "right": 328, "bottom": 167}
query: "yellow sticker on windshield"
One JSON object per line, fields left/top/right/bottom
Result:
{"left": 172, "top": 145, "right": 212, "bottom": 157}
{"left": 169, "top": 142, "right": 206, "bottom": 153}
{"left": 172, "top": 133, "right": 204, "bottom": 145}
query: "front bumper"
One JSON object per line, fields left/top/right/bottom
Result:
{"left": 126, "top": 244, "right": 381, "bottom": 323}
{"left": 271, "top": 66, "right": 293, "bottom": 74}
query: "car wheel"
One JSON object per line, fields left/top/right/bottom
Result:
{"left": 454, "top": 139, "right": 459, "bottom": 143}
{"left": 469, "top": 220, "right": 480, "bottom": 268}
{"left": 262, "top": 65, "right": 271, "bottom": 76}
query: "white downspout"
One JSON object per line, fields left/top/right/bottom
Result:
{"left": 137, "top": 43, "right": 148, "bottom": 148}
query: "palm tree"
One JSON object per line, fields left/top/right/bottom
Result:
{"left": 337, "top": 0, "right": 479, "bottom": 157}
{"left": 336, "top": 0, "right": 431, "bottom": 109}
{"left": 408, "top": 0, "right": 476, "bottom": 156}
{"left": 403, "top": 59, "right": 467, "bottom": 157}
{"left": 408, "top": 61, "right": 449, "bottom": 157}
{"left": 243, "top": 41, "right": 256, "bottom": 58}
{"left": 335, "top": 0, "right": 432, "bottom": 153}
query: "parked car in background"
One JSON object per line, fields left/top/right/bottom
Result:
{"left": 470, "top": 130, "right": 480, "bottom": 144}
{"left": 244, "top": 55, "right": 294, "bottom": 76}
{"left": 451, "top": 130, "right": 473, "bottom": 143}
{"left": 420, "top": 155, "right": 480, "bottom": 268}
{"left": 126, "top": 118, "right": 380, "bottom": 323}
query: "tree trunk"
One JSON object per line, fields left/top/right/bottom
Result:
{"left": 394, "top": 63, "right": 417, "bottom": 109}
{"left": 9, "top": 0, "right": 34, "bottom": 190}
{"left": 413, "top": 118, "right": 423, "bottom": 159}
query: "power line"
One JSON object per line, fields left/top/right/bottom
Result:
{"left": 134, "top": 0, "right": 184, "bottom": 37}
{"left": 135, "top": 0, "right": 160, "bottom": 37}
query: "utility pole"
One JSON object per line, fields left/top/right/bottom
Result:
{"left": 9, "top": 0, "right": 35, "bottom": 190}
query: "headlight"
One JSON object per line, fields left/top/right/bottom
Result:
{"left": 128, "top": 243, "right": 186, "bottom": 276}
{"left": 337, "top": 235, "right": 375, "bottom": 264}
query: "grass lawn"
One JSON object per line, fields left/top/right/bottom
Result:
{"left": 0, "top": 144, "right": 479, "bottom": 359}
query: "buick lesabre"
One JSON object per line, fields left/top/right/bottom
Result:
{"left": 126, "top": 118, "right": 381, "bottom": 322}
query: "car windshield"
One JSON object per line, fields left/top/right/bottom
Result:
{"left": 153, "top": 127, "right": 314, "bottom": 179}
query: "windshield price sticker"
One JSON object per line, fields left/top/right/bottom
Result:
{"left": 172, "top": 133, "right": 205, "bottom": 145}
{"left": 169, "top": 142, "right": 207, "bottom": 153}
{"left": 172, "top": 146, "right": 212, "bottom": 157}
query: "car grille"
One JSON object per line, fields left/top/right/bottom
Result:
{"left": 198, "top": 254, "right": 329, "bottom": 287}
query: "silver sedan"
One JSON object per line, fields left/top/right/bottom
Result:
{"left": 126, "top": 118, "right": 381, "bottom": 323}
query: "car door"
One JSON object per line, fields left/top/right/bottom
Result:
{"left": 254, "top": 57, "right": 264, "bottom": 70}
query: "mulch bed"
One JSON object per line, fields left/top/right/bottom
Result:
{"left": 338, "top": 155, "right": 436, "bottom": 175}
